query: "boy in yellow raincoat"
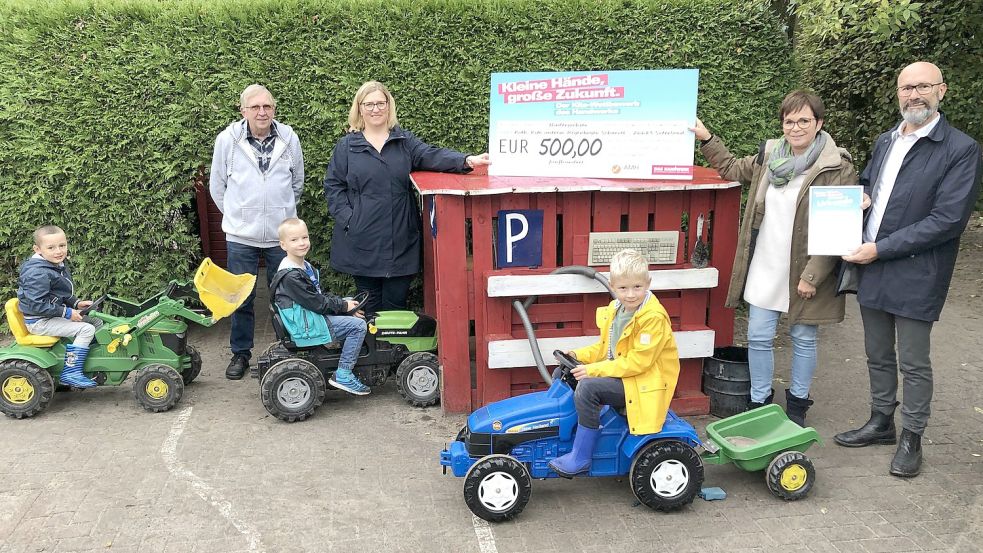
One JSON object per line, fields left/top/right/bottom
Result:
{"left": 549, "top": 249, "right": 681, "bottom": 477}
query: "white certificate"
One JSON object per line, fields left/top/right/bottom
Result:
{"left": 808, "top": 186, "right": 863, "bottom": 256}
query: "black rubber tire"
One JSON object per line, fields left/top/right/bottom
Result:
{"left": 463, "top": 455, "right": 532, "bottom": 523}
{"left": 0, "top": 360, "right": 55, "bottom": 419}
{"left": 132, "top": 364, "right": 185, "bottom": 413}
{"left": 395, "top": 352, "right": 440, "bottom": 407}
{"left": 630, "top": 440, "right": 704, "bottom": 512}
{"left": 260, "top": 358, "right": 326, "bottom": 423}
{"left": 261, "top": 341, "right": 288, "bottom": 360}
{"left": 765, "top": 450, "right": 816, "bottom": 501}
{"left": 181, "top": 345, "right": 202, "bottom": 385}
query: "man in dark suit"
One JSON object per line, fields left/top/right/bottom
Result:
{"left": 833, "top": 62, "right": 982, "bottom": 477}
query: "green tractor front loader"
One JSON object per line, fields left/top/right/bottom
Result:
{"left": 0, "top": 258, "right": 254, "bottom": 418}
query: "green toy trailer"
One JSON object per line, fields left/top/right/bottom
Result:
{"left": 700, "top": 404, "right": 822, "bottom": 500}
{"left": 0, "top": 258, "right": 254, "bottom": 418}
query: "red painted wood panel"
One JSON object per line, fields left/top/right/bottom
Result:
{"left": 708, "top": 186, "right": 741, "bottom": 346}
{"left": 421, "top": 182, "right": 736, "bottom": 415}
{"left": 430, "top": 195, "right": 471, "bottom": 413}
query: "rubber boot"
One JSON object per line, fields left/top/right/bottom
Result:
{"left": 549, "top": 425, "right": 601, "bottom": 478}
{"left": 833, "top": 402, "right": 898, "bottom": 447}
{"left": 784, "top": 389, "right": 814, "bottom": 427}
{"left": 747, "top": 388, "right": 774, "bottom": 411}
{"left": 889, "top": 428, "right": 922, "bottom": 477}
{"left": 60, "top": 345, "right": 97, "bottom": 388}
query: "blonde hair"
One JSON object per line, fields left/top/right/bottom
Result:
{"left": 609, "top": 249, "right": 650, "bottom": 282}
{"left": 240, "top": 84, "right": 276, "bottom": 110}
{"left": 33, "top": 225, "right": 64, "bottom": 246}
{"left": 277, "top": 217, "right": 307, "bottom": 241}
{"left": 347, "top": 80, "right": 398, "bottom": 131}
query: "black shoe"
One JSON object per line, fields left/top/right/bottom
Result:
{"left": 784, "top": 389, "right": 814, "bottom": 427}
{"left": 833, "top": 404, "right": 898, "bottom": 447}
{"left": 747, "top": 388, "right": 774, "bottom": 411}
{"left": 226, "top": 354, "right": 249, "bottom": 380}
{"left": 890, "top": 428, "right": 922, "bottom": 477}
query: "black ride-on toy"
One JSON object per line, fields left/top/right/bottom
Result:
{"left": 257, "top": 291, "right": 441, "bottom": 422}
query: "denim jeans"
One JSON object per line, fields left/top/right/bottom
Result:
{"left": 747, "top": 304, "right": 818, "bottom": 402}
{"left": 227, "top": 241, "right": 287, "bottom": 358}
{"left": 327, "top": 315, "right": 367, "bottom": 371}
{"left": 352, "top": 274, "right": 415, "bottom": 315}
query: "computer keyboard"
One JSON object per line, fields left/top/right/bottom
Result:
{"left": 587, "top": 231, "right": 680, "bottom": 265}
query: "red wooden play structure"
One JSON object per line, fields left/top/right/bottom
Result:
{"left": 412, "top": 167, "right": 741, "bottom": 414}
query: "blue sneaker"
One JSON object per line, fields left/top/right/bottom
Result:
{"left": 329, "top": 370, "right": 370, "bottom": 396}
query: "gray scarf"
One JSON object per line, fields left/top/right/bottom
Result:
{"left": 766, "top": 131, "right": 827, "bottom": 188}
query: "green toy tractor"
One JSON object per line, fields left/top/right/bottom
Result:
{"left": 0, "top": 258, "right": 255, "bottom": 418}
{"left": 257, "top": 296, "right": 441, "bottom": 422}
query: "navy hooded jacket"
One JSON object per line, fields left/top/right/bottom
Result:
{"left": 17, "top": 256, "right": 81, "bottom": 319}
{"left": 857, "top": 113, "right": 982, "bottom": 321}
{"left": 323, "top": 127, "right": 470, "bottom": 278}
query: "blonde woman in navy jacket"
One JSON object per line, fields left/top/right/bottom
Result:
{"left": 323, "top": 81, "right": 489, "bottom": 315}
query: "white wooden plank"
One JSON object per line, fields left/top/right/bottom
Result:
{"left": 487, "top": 330, "right": 715, "bottom": 369}
{"left": 487, "top": 269, "right": 718, "bottom": 297}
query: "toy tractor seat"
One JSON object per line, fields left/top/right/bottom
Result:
{"left": 194, "top": 258, "right": 256, "bottom": 320}
{"left": 4, "top": 299, "right": 60, "bottom": 347}
{"left": 267, "top": 302, "right": 342, "bottom": 351}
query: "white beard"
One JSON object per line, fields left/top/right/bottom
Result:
{"left": 902, "top": 103, "right": 938, "bottom": 127}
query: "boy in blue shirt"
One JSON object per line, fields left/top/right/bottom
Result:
{"left": 273, "top": 218, "right": 370, "bottom": 395}
{"left": 17, "top": 225, "right": 98, "bottom": 388}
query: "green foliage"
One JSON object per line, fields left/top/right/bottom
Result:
{"left": 0, "top": 0, "right": 794, "bottom": 318}
{"left": 794, "top": 0, "right": 924, "bottom": 40}
{"left": 795, "top": 0, "right": 983, "bottom": 207}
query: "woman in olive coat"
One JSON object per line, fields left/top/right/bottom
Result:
{"left": 692, "top": 90, "right": 860, "bottom": 425}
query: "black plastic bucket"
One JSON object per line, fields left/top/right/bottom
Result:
{"left": 702, "top": 346, "right": 751, "bottom": 418}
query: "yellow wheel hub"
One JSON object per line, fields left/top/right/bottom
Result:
{"left": 780, "top": 463, "right": 808, "bottom": 491}
{"left": 145, "top": 378, "right": 169, "bottom": 400}
{"left": 2, "top": 376, "right": 35, "bottom": 404}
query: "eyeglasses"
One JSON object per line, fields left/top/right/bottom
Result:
{"left": 897, "top": 82, "right": 943, "bottom": 96}
{"left": 360, "top": 101, "right": 389, "bottom": 111}
{"left": 243, "top": 104, "right": 275, "bottom": 113}
{"left": 782, "top": 118, "right": 816, "bottom": 129}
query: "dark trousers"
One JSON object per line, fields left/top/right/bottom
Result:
{"left": 552, "top": 368, "right": 625, "bottom": 429}
{"left": 227, "top": 241, "right": 286, "bottom": 358}
{"left": 353, "top": 274, "right": 415, "bottom": 315}
{"left": 860, "top": 305, "right": 934, "bottom": 434}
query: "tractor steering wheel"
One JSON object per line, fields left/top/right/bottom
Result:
{"left": 553, "top": 350, "right": 580, "bottom": 391}
{"left": 80, "top": 295, "right": 107, "bottom": 316}
{"left": 344, "top": 291, "right": 370, "bottom": 315}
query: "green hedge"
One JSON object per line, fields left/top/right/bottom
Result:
{"left": 0, "top": 0, "right": 794, "bottom": 321}
{"left": 796, "top": 0, "right": 983, "bottom": 207}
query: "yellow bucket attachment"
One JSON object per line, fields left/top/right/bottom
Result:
{"left": 193, "top": 258, "right": 256, "bottom": 320}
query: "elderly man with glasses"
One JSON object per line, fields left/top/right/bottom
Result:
{"left": 834, "top": 62, "right": 982, "bottom": 477}
{"left": 209, "top": 84, "right": 305, "bottom": 380}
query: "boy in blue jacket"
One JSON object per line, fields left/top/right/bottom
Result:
{"left": 17, "top": 226, "right": 98, "bottom": 388}
{"left": 273, "top": 218, "right": 370, "bottom": 395}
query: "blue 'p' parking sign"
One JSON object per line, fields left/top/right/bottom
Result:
{"left": 496, "top": 210, "right": 543, "bottom": 268}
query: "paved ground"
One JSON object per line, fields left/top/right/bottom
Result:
{"left": 1, "top": 218, "right": 981, "bottom": 553}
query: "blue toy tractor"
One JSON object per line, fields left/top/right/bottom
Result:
{"left": 441, "top": 350, "right": 705, "bottom": 522}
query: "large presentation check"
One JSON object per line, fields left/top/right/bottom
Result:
{"left": 488, "top": 69, "right": 699, "bottom": 180}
